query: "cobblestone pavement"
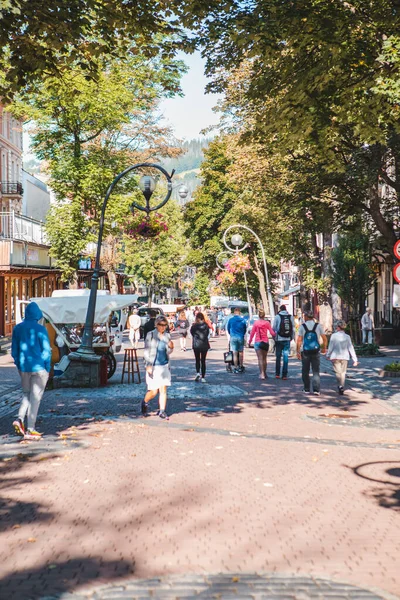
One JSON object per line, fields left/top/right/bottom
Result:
{"left": 1, "top": 338, "right": 400, "bottom": 600}
{"left": 57, "top": 573, "right": 397, "bottom": 600}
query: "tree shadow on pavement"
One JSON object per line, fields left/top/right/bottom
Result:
{"left": 0, "top": 557, "right": 134, "bottom": 600}
{"left": 0, "top": 454, "right": 56, "bottom": 534}
{"left": 347, "top": 460, "right": 400, "bottom": 511}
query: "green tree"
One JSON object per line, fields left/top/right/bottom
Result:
{"left": 0, "top": 1, "right": 189, "bottom": 99}
{"left": 190, "top": 271, "right": 211, "bottom": 306}
{"left": 123, "top": 199, "right": 188, "bottom": 300}
{"left": 331, "top": 232, "right": 377, "bottom": 316}
{"left": 193, "top": 2, "right": 400, "bottom": 256}
{"left": 11, "top": 55, "right": 184, "bottom": 282}
{"left": 184, "top": 137, "right": 237, "bottom": 274}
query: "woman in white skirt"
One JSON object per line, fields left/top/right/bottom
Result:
{"left": 142, "top": 315, "right": 174, "bottom": 419}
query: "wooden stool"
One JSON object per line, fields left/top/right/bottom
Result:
{"left": 121, "top": 348, "right": 141, "bottom": 384}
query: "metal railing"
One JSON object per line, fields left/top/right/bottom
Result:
{"left": 0, "top": 211, "right": 47, "bottom": 244}
{"left": 0, "top": 182, "right": 23, "bottom": 195}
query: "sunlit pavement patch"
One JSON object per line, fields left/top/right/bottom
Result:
{"left": 0, "top": 434, "right": 88, "bottom": 458}
{"left": 61, "top": 573, "right": 398, "bottom": 600}
{"left": 306, "top": 414, "right": 400, "bottom": 430}
{"left": 45, "top": 382, "right": 247, "bottom": 403}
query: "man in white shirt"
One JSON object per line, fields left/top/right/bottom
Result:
{"left": 361, "top": 308, "right": 374, "bottom": 344}
{"left": 296, "top": 310, "right": 327, "bottom": 396}
{"left": 128, "top": 309, "right": 141, "bottom": 349}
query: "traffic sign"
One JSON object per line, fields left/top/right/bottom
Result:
{"left": 394, "top": 240, "right": 400, "bottom": 260}
{"left": 393, "top": 263, "right": 400, "bottom": 284}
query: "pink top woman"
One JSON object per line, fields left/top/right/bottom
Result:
{"left": 249, "top": 318, "right": 276, "bottom": 344}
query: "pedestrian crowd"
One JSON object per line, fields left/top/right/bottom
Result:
{"left": 10, "top": 300, "right": 365, "bottom": 436}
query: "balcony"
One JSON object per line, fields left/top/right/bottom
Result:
{"left": 0, "top": 211, "right": 47, "bottom": 245}
{"left": 0, "top": 182, "right": 23, "bottom": 195}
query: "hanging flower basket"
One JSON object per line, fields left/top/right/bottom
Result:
{"left": 126, "top": 213, "right": 168, "bottom": 240}
{"left": 225, "top": 253, "right": 251, "bottom": 273}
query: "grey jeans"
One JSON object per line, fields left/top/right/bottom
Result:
{"left": 18, "top": 370, "right": 49, "bottom": 430}
{"left": 301, "top": 352, "right": 320, "bottom": 393}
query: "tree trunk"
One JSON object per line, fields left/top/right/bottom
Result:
{"left": 107, "top": 270, "right": 118, "bottom": 295}
{"left": 369, "top": 183, "right": 397, "bottom": 257}
{"left": 252, "top": 252, "right": 268, "bottom": 312}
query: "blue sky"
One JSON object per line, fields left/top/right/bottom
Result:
{"left": 159, "top": 51, "right": 222, "bottom": 140}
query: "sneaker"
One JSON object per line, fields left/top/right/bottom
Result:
{"left": 24, "top": 429, "right": 42, "bottom": 440}
{"left": 338, "top": 386, "right": 345, "bottom": 395}
{"left": 13, "top": 418, "right": 25, "bottom": 437}
{"left": 201, "top": 378, "right": 206, "bottom": 383}
{"left": 238, "top": 366, "right": 245, "bottom": 373}
{"left": 275, "top": 375, "right": 280, "bottom": 379}
{"left": 233, "top": 368, "right": 240, "bottom": 374}
{"left": 303, "top": 389, "right": 311, "bottom": 394}
{"left": 282, "top": 376, "right": 288, "bottom": 380}
{"left": 141, "top": 400, "right": 148, "bottom": 416}
{"left": 195, "top": 373, "right": 201, "bottom": 382}
{"left": 183, "top": 348, "right": 186, "bottom": 352}
{"left": 314, "top": 391, "right": 321, "bottom": 396}
{"left": 158, "top": 410, "right": 169, "bottom": 420}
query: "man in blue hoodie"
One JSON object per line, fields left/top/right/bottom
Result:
{"left": 11, "top": 302, "right": 51, "bottom": 440}
{"left": 227, "top": 308, "right": 247, "bottom": 373}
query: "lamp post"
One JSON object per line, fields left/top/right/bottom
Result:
{"left": 75, "top": 163, "right": 175, "bottom": 357}
{"left": 216, "top": 251, "right": 253, "bottom": 320}
{"left": 223, "top": 225, "right": 275, "bottom": 318}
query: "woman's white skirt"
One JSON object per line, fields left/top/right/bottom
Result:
{"left": 146, "top": 364, "right": 171, "bottom": 390}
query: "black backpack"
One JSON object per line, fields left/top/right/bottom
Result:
{"left": 278, "top": 313, "right": 293, "bottom": 338}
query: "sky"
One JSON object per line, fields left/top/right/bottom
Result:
{"left": 159, "top": 51, "right": 222, "bottom": 140}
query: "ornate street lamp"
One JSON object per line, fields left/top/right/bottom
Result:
{"left": 223, "top": 224, "right": 275, "bottom": 317}
{"left": 75, "top": 163, "right": 175, "bottom": 357}
{"left": 215, "top": 250, "right": 253, "bottom": 320}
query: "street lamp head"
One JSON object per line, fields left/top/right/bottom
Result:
{"left": 231, "top": 233, "right": 243, "bottom": 248}
{"left": 178, "top": 185, "right": 189, "bottom": 200}
{"left": 139, "top": 175, "right": 156, "bottom": 199}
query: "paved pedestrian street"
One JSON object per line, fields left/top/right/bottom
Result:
{"left": 1, "top": 336, "right": 400, "bottom": 600}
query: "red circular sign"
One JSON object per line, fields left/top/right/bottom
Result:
{"left": 393, "top": 263, "right": 400, "bottom": 284}
{"left": 394, "top": 240, "right": 400, "bottom": 260}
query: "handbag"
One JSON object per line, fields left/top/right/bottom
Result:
{"left": 224, "top": 350, "right": 233, "bottom": 364}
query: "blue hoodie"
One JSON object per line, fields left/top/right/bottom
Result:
{"left": 227, "top": 314, "right": 247, "bottom": 338}
{"left": 11, "top": 302, "right": 52, "bottom": 373}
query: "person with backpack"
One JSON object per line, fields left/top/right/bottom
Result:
{"left": 273, "top": 305, "right": 295, "bottom": 379}
{"left": 190, "top": 312, "right": 211, "bottom": 382}
{"left": 296, "top": 310, "right": 328, "bottom": 395}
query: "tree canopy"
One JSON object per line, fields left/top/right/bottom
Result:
{"left": 0, "top": 0, "right": 192, "bottom": 99}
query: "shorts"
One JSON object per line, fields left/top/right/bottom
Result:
{"left": 254, "top": 341, "right": 269, "bottom": 352}
{"left": 146, "top": 364, "right": 171, "bottom": 390}
{"left": 178, "top": 330, "right": 188, "bottom": 338}
{"left": 230, "top": 337, "right": 244, "bottom": 352}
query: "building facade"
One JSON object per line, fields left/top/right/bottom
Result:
{"left": 0, "top": 107, "right": 61, "bottom": 337}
